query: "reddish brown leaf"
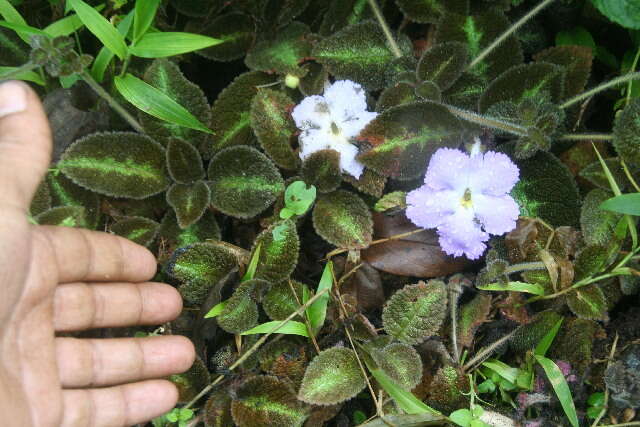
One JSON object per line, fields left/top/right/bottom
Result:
{"left": 361, "top": 212, "right": 469, "bottom": 277}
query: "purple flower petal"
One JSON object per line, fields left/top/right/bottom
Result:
{"left": 424, "top": 148, "right": 471, "bottom": 191}
{"left": 436, "top": 209, "right": 488, "bottom": 260}
{"left": 469, "top": 151, "right": 519, "bottom": 196}
{"left": 473, "top": 193, "right": 520, "bottom": 235}
{"left": 406, "top": 185, "right": 459, "bottom": 229}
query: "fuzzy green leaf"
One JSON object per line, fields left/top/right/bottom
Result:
{"left": 30, "top": 180, "right": 51, "bottom": 217}
{"left": 579, "top": 158, "right": 627, "bottom": 191}
{"left": 395, "top": 0, "right": 446, "bottom": 23}
{"left": 319, "top": 0, "right": 374, "bottom": 36}
{"left": 251, "top": 219, "right": 299, "bottom": 282}
{"left": 129, "top": 32, "right": 222, "bottom": 58}
{"left": 250, "top": 89, "right": 299, "bottom": 170}
{"left": 116, "top": 73, "right": 212, "bottom": 134}
{"left": 300, "top": 149, "right": 342, "bottom": 193}
{"left": 382, "top": 280, "right": 447, "bottom": 345}
{"left": 47, "top": 172, "right": 101, "bottom": 229}
{"left": 141, "top": 59, "right": 212, "bottom": 147}
{"left": 479, "top": 63, "right": 565, "bottom": 114}
{"left": 357, "top": 101, "right": 464, "bottom": 180}
{"left": 245, "top": 22, "right": 312, "bottom": 77}
{"left": 370, "top": 342, "right": 423, "bottom": 391}
{"left": 166, "top": 138, "right": 205, "bottom": 183}
{"left": 159, "top": 209, "right": 221, "bottom": 249}
{"left": 534, "top": 45, "right": 593, "bottom": 102}
{"left": 208, "top": 145, "right": 285, "bottom": 218}
{"left": 457, "top": 291, "right": 492, "bottom": 349}
{"left": 566, "top": 284, "right": 608, "bottom": 321}
{"left": 436, "top": 9, "right": 523, "bottom": 81}
{"left": 535, "top": 356, "right": 579, "bottom": 427}
{"left": 217, "top": 283, "right": 259, "bottom": 334}
{"left": 166, "top": 181, "right": 211, "bottom": 229}
{"left": 312, "top": 190, "right": 373, "bottom": 249}
{"left": 209, "top": 71, "right": 277, "bottom": 153}
{"left": 263, "top": 280, "right": 307, "bottom": 320}
{"left": 298, "top": 347, "right": 366, "bottom": 405}
{"left": 241, "top": 320, "right": 309, "bottom": 337}
{"left": 416, "top": 42, "right": 469, "bottom": 91}
{"left": 58, "top": 132, "right": 169, "bottom": 200}
{"left": 167, "top": 242, "right": 238, "bottom": 305}
{"left": 232, "top": 376, "right": 310, "bottom": 427}
{"left": 299, "top": 62, "right": 328, "bottom": 96}
{"left": 68, "top": 0, "right": 126, "bottom": 59}
{"left": 581, "top": 189, "right": 622, "bottom": 245}
{"left": 194, "top": 12, "right": 254, "bottom": 62}
{"left": 170, "top": 0, "right": 224, "bottom": 17}
{"left": 171, "top": 357, "right": 211, "bottom": 403}
{"left": 111, "top": 216, "right": 160, "bottom": 247}
{"left": 36, "top": 206, "right": 87, "bottom": 228}
{"left": 312, "top": 20, "right": 405, "bottom": 90}
{"left": 376, "top": 82, "right": 418, "bottom": 112}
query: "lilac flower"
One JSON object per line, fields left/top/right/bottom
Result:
{"left": 291, "top": 80, "right": 377, "bottom": 179}
{"left": 406, "top": 147, "right": 520, "bottom": 260}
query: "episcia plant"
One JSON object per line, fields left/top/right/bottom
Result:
{"left": 4, "top": 0, "right": 640, "bottom": 425}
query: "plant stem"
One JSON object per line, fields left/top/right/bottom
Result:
{"left": 445, "top": 105, "right": 528, "bottom": 136}
{"left": 625, "top": 47, "right": 640, "bottom": 107}
{"left": 591, "top": 334, "right": 618, "bottom": 427}
{"left": 183, "top": 288, "right": 330, "bottom": 410}
{"left": 504, "top": 261, "right": 547, "bottom": 275}
{"left": 80, "top": 70, "right": 144, "bottom": 133}
{"left": 561, "top": 72, "right": 640, "bottom": 109}
{"left": 558, "top": 133, "right": 613, "bottom": 141}
{"left": 468, "top": 0, "right": 556, "bottom": 70}
{"left": 462, "top": 329, "right": 517, "bottom": 372}
{"left": 449, "top": 282, "right": 462, "bottom": 363}
{"left": 367, "top": 0, "right": 402, "bottom": 59}
{"left": 0, "top": 62, "right": 39, "bottom": 81}
{"left": 325, "top": 228, "right": 427, "bottom": 259}
{"left": 621, "top": 159, "right": 640, "bottom": 193}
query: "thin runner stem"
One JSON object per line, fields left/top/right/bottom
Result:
{"left": 367, "top": 0, "right": 402, "bottom": 58}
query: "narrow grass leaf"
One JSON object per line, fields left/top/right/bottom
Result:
{"left": 44, "top": 4, "right": 105, "bottom": 37}
{"left": 593, "top": 143, "right": 637, "bottom": 248}
{"left": 133, "top": 0, "right": 160, "bottom": 43}
{"left": 69, "top": 0, "right": 127, "bottom": 60}
{"left": 114, "top": 73, "right": 212, "bottom": 133}
{"left": 241, "top": 242, "right": 261, "bottom": 282}
{"left": 90, "top": 10, "right": 133, "bottom": 82}
{"left": 306, "top": 261, "right": 333, "bottom": 332}
{"left": 600, "top": 193, "right": 640, "bottom": 216}
{"left": 534, "top": 317, "right": 563, "bottom": 357}
{"left": 204, "top": 301, "right": 227, "bottom": 318}
{"left": 128, "top": 32, "right": 222, "bottom": 58}
{"left": 0, "top": 21, "right": 47, "bottom": 37}
{"left": 0, "top": 67, "right": 44, "bottom": 85}
{"left": 0, "top": 0, "right": 29, "bottom": 42}
{"left": 482, "top": 359, "right": 519, "bottom": 384}
{"left": 535, "top": 355, "right": 579, "bottom": 427}
{"left": 478, "top": 281, "right": 545, "bottom": 295}
{"left": 240, "top": 320, "right": 309, "bottom": 337}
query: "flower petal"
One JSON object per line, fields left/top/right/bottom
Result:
{"left": 473, "top": 194, "right": 520, "bottom": 235}
{"left": 324, "top": 80, "right": 369, "bottom": 123}
{"left": 291, "top": 95, "right": 332, "bottom": 131}
{"left": 299, "top": 129, "right": 331, "bottom": 159}
{"left": 469, "top": 151, "right": 519, "bottom": 196}
{"left": 339, "top": 110, "right": 378, "bottom": 139}
{"left": 406, "top": 186, "right": 460, "bottom": 229}
{"left": 337, "top": 143, "right": 365, "bottom": 179}
{"left": 437, "top": 208, "right": 488, "bottom": 260}
{"left": 424, "top": 148, "right": 471, "bottom": 192}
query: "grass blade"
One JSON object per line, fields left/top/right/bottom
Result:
{"left": 478, "top": 281, "right": 545, "bottom": 295}
{"left": 114, "top": 73, "right": 212, "bottom": 133}
{"left": 204, "top": 301, "right": 226, "bottom": 319}
{"left": 306, "top": 261, "right": 333, "bottom": 332}
{"left": 43, "top": 4, "right": 105, "bottom": 37}
{"left": 128, "top": 32, "right": 222, "bottom": 58}
{"left": 535, "top": 355, "right": 579, "bottom": 427}
{"left": 133, "top": 0, "right": 160, "bottom": 43}
{"left": 68, "top": 0, "right": 127, "bottom": 60}
{"left": 0, "top": 0, "right": 29, "bottom": 42}
{"left": 241, "top": 320, "right": 309, "bottom": 337}
{"left": 600, "top": 193, "right": 640, "bottom": 216}
{"left": 535, "top": 317, "right": 563, "bottom": 357}
{"left": 241, "top": 242, "right": 261, "bottom": 282}
{"left": 0, "top": 66, "right": 44, "bottom": 85}
{"left": 90, "top": 10, "right": 133, "bottom": 82}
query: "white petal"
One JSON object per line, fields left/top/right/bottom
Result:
{"left": 437, "top": 208, "right": 489, "bottom": 260}
{"left": 298, "top": 129, "right": 331, "bottom": 160}
{"left": 291, "top": 95, "right": 332, "bottom": 131}
{"left": 332, "top": 138, "right": 364, "bottom": 178}
{"left": 468, "top": 151, "right": 520, "bottom": 196}
{"left": 324, "top": 80, "right": 369, "bottom": 123}
{"left": 473, "top": 193, "right": 520, "bottom": 235}
{"left": 340, "top": 110, "right": 378, "bottom": 139}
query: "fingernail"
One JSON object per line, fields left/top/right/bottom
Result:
{"left": 0, "top": 81, "right": 27, "bottom": 118}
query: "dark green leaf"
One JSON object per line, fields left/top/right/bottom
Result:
{"left": 416, "top": 42, "right": 469, "bottom": 91}
{"left": 300, "top": 149, "right": 342, "bottom": 193}
{"left": 245, "top": 22, "right": 312, "bottom": 77}
{"left": 298, "top": 347, "right": 366, "bottom": 405}
{"left": 111, "top": 216, "right": 160, "bottom": 247}
{"left": 166, "top": 181, "right": 211, "bottom": 229}
{"left": 579, "top": 158, "right": 627, "bottom": 191}
{"left": 263, "top": 280, "right": 308, "bottom": 321}
{"left": 159, "top": 209, "right": 221, "bottom": 249}
{"left": 357, "top": 101, "right": 464, "bottom": 180}
{"left": 582, "top": 189, "right": 622, "bottom": 245}
{"left": 610, "top": 98, "right": 640, "bottom": 166}
{"left": 58, "top": 132, "right": 169, "bottom": 200}
{"left": 36, "top": 206, "right": 87, "bottom": 228}
{"left": 251, "top": 219, "right": 300, "bottom": 282}
{"left": 312, "top": 190, "right": 373, "bottom": 249}
{"left": 47, "top": 172, "right": 101, "bottom": 229}
{"left": 250, "top": 89, "right": 299, "bottom": 170}
{"left": 370, "top": 342, "right": 423, "bottom": 391}
{"left": 194, "top": 13, "right": 255, "bottom": 62}
{"left": 534, "top": 45, "right": 593, "bottom": 102}
{"left": 376, "top": 82, "right": 418, "bottom": 112}
{"left": 382, "top": 280, "right": 447, "bottom": 345}
{"left": 395, "top": 0, "right": 446, "bottom": 23}
{"left": 217, "top": 282, "right": 260, "bottom": 333}
{"left": 567, "top": 284, "right": 608, "bottom": 320}
{"left": 166, "top": 138, "right": 205, "bottom": 184}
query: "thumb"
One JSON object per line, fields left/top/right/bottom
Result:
{"left": 0, "top": 80, "right": 52, "bottom": 211}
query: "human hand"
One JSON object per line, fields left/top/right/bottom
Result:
{"left": 0, "top": 81, "right": 195, "bottom": 426}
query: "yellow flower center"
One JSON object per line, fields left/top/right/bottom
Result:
{"left": 460, "top": 188, "right": 473, "bottom": 209}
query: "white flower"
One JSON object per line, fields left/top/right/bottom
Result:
{"left": 291, "top": 80, "right": 377, "bottom": 179}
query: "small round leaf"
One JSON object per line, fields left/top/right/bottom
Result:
{"left": 312, "top": 190, "right": 373, "bottom": 249}
{"left": 166, "top": 138, "right": 205, "bottom": 184}
{"left": 166, "top": 181, "right": 211, "bottom": 229}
